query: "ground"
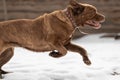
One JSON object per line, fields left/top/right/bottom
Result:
{"left": 2, "top": 34, "right": 120, "bottom": 80}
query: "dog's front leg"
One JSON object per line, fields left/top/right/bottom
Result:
{"left": 49, "top": 42, "right": 67, "bottom": 58}
{"left": 65, "top": 42, "right": 91, "bottom": 65}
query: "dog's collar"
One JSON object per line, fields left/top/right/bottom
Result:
{"left": 63, "top": 9, "right": 88, "bottom": 34}
{"left": 63, "top": 9, "right": 78, "bottom": 29}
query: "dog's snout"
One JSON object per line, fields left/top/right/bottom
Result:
{"left": 94, "top": 13, "right": 105, "bottom": 22}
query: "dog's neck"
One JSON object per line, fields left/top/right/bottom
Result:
{"left": 63, "top": 9, "right": 88, "bottom": 34}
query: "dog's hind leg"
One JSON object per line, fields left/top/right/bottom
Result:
{"left": 0, "top": 40, "right": 10, "bottom": 56}
{"left": 0, "top": 48, "right": 14, "bottom": 78}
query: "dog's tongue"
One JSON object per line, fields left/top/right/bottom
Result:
{"left": 94, "top": 21, "right": 101, "bottom": 29}
{"left": 85, "top": 20, "right": 101, "bottom": 29}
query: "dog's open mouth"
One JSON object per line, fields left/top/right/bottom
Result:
{"left": 85, "top": 20, "right": 102, "bottom": 29}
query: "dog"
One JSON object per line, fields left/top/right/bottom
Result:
{"left": 0, "top": 0, "right": 105, "bottom": 78}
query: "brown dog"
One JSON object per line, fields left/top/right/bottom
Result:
{"left": 0, "top": 0, "right": 105, "bottom": 77}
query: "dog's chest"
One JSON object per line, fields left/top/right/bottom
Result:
{"left": 62, "top": 35, "right": 72, "bottom": 45}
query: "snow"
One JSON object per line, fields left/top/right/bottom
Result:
{"left": 2, "top": 34, "right": 120, "bottom": 80}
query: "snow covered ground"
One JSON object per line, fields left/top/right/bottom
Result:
{"left": 2, "top": 34, "right": 120, "bottom": 80}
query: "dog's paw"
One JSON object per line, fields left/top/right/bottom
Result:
{"left": 49, "top": 51, "right": 62, "bottom": 58}
{"left": 83, "top": 57, "right": 91, "bottom": 65}
{"left": 84, "top": 60, "right": 91, "bottom": 65}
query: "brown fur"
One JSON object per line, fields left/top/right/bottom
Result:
{"left": 0, "top": 0, "right": 105, "bottom": 77}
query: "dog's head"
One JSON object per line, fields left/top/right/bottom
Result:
{"left": 68, "top": 0, "right": 105, "bottom": 29}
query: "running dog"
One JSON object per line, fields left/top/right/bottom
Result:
{"left": 0, "top": 0, "right": 105, "bottom": 78}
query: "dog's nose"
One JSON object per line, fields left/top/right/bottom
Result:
{"left": 101, "top": 18, "right": 105, "bottom": 23}
{"left": 101, "top": 16, "right": 105, "bottom": 23}
{"left": 98, "top": 14, "right": 105, "bottom": 23}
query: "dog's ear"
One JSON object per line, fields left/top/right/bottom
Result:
{"left": 69, "top": 0, "right": 85, "bottom": 15}
{"left": 73, "top": 6, "right": 85, "bottom": 15}
{"left": 69, "top": 0, "right": 79, "bottom": 8}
